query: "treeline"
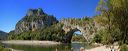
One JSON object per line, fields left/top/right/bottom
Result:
{"left": 8, "top": 23, "right": 66, "bottom": 42}
{"left": 61, "top": 17, "right": 93, "bottom": 27}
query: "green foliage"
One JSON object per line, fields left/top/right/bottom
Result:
{"left": 93, "top": 33, "right": 102, "bottom": 43}
{"left": 71, "top": 34, "right": 86, "bottom": 42}
{"left": 120, "top": 44, "right": 128, "bottom": 51}
{"left": 62, "top": 17, "right": 92, "bottom": 27}
{"left": 93, "top": 27, "right": 121, "bottom": 44}
{"left": 96, "top": 0, "right": 128, "bottom": 44}
{"left": 8, "top": 23, "right": 65, "bottom": 42}
{"left": 93, "top": 29, "right": 111, "bottom": 44}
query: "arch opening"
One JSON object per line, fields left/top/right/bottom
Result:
{"left": 71, "top": 31, "right": 86, "bottom": 43}
{"left": 63, "top": 28, "right": 86, "bottom": 43}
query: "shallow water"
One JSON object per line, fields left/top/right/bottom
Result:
{"left": 3, "top": 43, "right": 87, "bottom": 51}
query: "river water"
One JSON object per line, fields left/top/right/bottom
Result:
{"left": 3, "top": 43, "right": 88, "bottom": 51}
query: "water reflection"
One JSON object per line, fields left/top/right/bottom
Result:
{"left": 3, "top": 43, "right": 86, "bottom": 51}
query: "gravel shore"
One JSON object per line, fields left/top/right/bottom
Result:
{"left": 1, "top": 40, "right": 61, "bottom": 46}
{"left": 85, "top": 45, "right": 119, "bottom": 51}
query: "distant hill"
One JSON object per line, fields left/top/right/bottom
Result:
{"left": 0, "top": 30, "right": 8, "bottom": 40}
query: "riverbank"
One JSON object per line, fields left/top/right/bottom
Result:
{"left": 1, "top": 40, "right": 61, "bottom": 46}
{"left": 0, "top": 43, "right": 11, "bottom": 51}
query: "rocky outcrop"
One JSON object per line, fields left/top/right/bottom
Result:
{"left": 0, "top": 30, "right": 8, "bottom": 40}
{"left": 15, "top": 8, "right": 58, "bottom": 33}
{"left": 11, "top": 8, "right": 100, "bottom": 43}
{"left": 61, "top": 18, "right": 97, "bottom": 43}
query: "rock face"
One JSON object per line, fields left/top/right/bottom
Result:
{"left": 0, "top": 30, "right": 8, "bottom": 40}
{"left": 61, "top": 19, "right": 96, "bottom": 43}
{"left": 15, "top": 8, "right": 58, "bottom": 33}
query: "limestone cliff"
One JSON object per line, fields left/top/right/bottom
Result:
{"left": 15, "top": 8, "right": 58, "bottom": 33}
{"left": 60, "top": 17, "right": 97, "bottom": 43}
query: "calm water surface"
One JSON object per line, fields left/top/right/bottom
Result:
{"left": 3, "top": 43, "right": 88, "bottom": 51}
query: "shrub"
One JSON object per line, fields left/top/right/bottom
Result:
{"left": 120, "top": 44, "right": 128, "bottom": 51}
{"left": 93, "top": 33, "right": 102, "bottom": 43}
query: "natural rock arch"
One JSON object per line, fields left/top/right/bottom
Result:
{"left": 61, "top": 20, "right": 96, "bottom": 43}
{"left": 62, "top": 28, "right": 80, "bottom": 43}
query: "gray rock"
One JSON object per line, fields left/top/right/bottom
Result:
{"left": 0, "top": 30, "right": 8, "bottom": 40}
{"left": 15, "top": 8, "right": 58, "bottom": 34}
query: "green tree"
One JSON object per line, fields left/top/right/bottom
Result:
{"left": 97, "top": 0, "right": 128, "bottom": 44}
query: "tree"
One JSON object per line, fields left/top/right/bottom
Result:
{"left": 97, "top": 0, "right": 128, "bottom": 44}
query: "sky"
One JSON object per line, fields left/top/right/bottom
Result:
{"left": 0, "top": 0, "right": 99, "bottom": 32}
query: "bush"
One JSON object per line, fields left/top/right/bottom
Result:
{"left": 93, "top": 27, "right": 121, "bottom": 45}
{"left": 120, "top": 44, "right": 128, "bottom": 51}
{"left": 93, "top": 34, "right": 102, "bottom": 43}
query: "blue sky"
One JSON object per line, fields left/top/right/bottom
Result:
{"left": 0, "top": 0, "right": 99, "bottom": 32}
